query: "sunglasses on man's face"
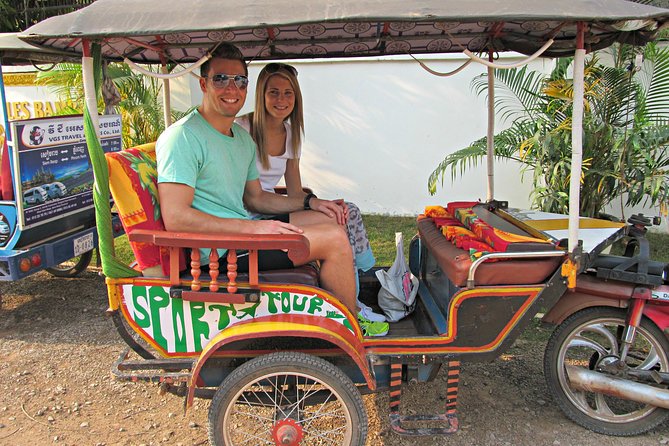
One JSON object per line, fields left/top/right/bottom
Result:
{"left": 204, "top": 73, "right": 249, "bottom": 90}
{"left": 265, "top": 63, "right": 298, "bottom": 77}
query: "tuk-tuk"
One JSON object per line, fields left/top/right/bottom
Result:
{"left": 20, "top": 1, "right": 669, "bottom": 444}
{"left": 0, "top": 33, "right": 124, "bottom": 284}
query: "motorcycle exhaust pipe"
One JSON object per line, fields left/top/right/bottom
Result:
{"left": 566, "top": 365, "right": 669, "bottom": 409}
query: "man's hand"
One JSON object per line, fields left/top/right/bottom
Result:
{"left": 252, "top": 219, "right": 304, "bottom": 234}
{"left": 310, "top": 198, "right": 349, "bottom": 225}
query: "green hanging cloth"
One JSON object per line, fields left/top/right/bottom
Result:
{"left": 84, "top": 43, "right": 139, "bottom": 278}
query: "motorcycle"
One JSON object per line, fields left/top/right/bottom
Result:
{"left": 544, "top": 214, "right": 669, "bottom": 436}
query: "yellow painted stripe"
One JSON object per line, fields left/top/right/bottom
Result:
{"left": 525, "top": 218, "right": 624, "bottom": 231}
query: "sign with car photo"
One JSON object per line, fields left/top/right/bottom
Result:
{"left": 12, "top": 115, "right": 122, "bottom": 229}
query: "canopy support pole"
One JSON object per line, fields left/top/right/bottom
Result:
{"left": 568, "top": 23, "right": 586, "bottom": 254}
{"left": 0, "top": 60, "right": 10, "bottom": 142}
{"left": 561, "top": 22, "right": 587, "bottom": 289}
{"left": 160, "top": 57, "right": 172, "bottom": 128}
{"left": 486, "top": 50, "right": 495, "bottom": 202}
{"left": 82, "top": 41, "right": 100, "bottom": 139}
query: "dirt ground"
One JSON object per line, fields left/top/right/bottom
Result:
{"left": 1, "top": 269, "right": 669, "bottom": 446}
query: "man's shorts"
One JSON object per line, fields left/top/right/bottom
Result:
{"left": 186, "top": 213, "right": 295, "bottom": 272}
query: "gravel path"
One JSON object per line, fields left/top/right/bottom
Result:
{"left": 1, "top": 270, "right": 668, "bottom": 445}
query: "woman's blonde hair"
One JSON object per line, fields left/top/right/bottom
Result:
{"left": 251, "top": 64, "right": 304, "bottom": 170}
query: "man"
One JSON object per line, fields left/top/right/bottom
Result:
{"left": 156, "top": 43, "right": 388, "bottom": 336}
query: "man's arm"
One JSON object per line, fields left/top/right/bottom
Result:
{"left": 159, "top": 182, "right": 302, "bottom": 234}
{"left": 244, "top": 179, "right": 348, "bottom": 225}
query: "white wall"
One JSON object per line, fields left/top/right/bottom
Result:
{"left": 178, "top": 54, "right": 554, "bottom": 215}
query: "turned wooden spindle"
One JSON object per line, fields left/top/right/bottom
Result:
{"left": 209, "top": 249, "right": 220, "bottom": 292}
{"left": 226, "top": 249, "right": 238, "bottom": 293}
{"left": 190, "top": 248, "right": 201, "bottom": 291}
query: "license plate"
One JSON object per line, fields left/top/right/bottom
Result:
{"left": 73, "top": 233, "right": 94, "bottom": 256}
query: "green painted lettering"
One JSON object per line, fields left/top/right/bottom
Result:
{"left": 131, "top": 286, "right": 151, "bottom": 328}
{"left": 190, "top": 302, "right": 210, "bottom": 351}
{"left": 210, "top": 304, "right": 237, "bottom": 330}
{"left": 266, "top": 291, "right": 281, "bottom": 314}
{"left": 281, "top": 292, "right": 291, "bottom": 313}
{"left": 293, "top": 294, "right": 308, "bottom": 311}
{"left": 170, "top": 297, "right": 187, "bottom": 352}
{"left": 148, "top": 286, "right": 170, "bottom": 349}
{"left": 307, "top": 297, "right": 324, "bottom": 315}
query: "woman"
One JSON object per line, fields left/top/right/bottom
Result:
{"left": 237, "top": 63, "right": 386, "bottom": 328}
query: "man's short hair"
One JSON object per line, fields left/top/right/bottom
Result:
{"left": 201, "top": 43, "right": 248, "bottom": 77}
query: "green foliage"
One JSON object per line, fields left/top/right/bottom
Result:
{"left": 0, "top": 0, "right": 94, "bottom": 32}
{"left": 429, "top": 44, "right": 669, "bottom": 219}
{"left": 0, "top": 0, "right": 17, "bottom": 33}
{"left": 36, "top": 62, "right": 175, "bottom": 148}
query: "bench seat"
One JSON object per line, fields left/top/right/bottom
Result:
{"left": 417, "top": 216, "right": 563, "bottom": 287}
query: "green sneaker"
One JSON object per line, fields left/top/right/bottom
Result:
{"left": 358, "top": 314, "right": 389, "bottom": 337}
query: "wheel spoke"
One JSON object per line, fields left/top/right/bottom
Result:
{"left": 582, "top": 323, "right": 620, "bottom": 355}
{"left": 570, "top": 389, "right": 591, "bottom": 410}
{"left": 301, "top": 390, "right": 336, "bottom": 431}
{"left": 593, "top": 392, "right": 616, "bottom": 417}
{"left": 232, "top": 408, "right": 275, "bottom": 423}
{"left": 303, "top": 424, "right": 348, "bottom": 444}
{"left": 568, "top": 334, "right": 611, "bottom": 357}
{"left": 637, "top": 346, "right": 661, "bottom": 371}
{"left": 231, "top": 428, "right": 274, "bottom": 445}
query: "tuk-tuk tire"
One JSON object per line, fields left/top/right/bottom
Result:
{"left": 544, "top": 307, "right": 669, "bottom": 436}
{"left": 208, "top": 351, "right": 367, "bottom": 446}
{"left": 46, "top": 250, "right": 93, "bottom": 278}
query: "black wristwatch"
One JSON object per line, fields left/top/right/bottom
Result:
{"left": 303, "top": 192, "right": 317, "bottom": 210}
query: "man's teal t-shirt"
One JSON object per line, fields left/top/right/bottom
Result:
{"left": 156, "top": 109, "right": 259, "bottom": 221}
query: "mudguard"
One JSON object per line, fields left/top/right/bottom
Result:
{"left": 185, "top": 314, "right": 374, "bottom": 408}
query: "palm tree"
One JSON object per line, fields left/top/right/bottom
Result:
{"left": 428, "top": 43, "right": 669, "bottom": 218}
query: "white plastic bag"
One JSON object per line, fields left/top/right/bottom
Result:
{"left": 375, "top": 232, "right": 418, "bottom": 322}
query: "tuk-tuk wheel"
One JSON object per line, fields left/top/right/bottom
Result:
{"left": 208, "top": 351, "right": 367, "bottom": 446}
{"left": 45, "top": 250, "right": 93, "bottom": 278}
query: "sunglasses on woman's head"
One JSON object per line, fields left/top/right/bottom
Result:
{"left": 265, "top": 63, "right": 298, "bottom": 76}
{"left": 204, "top": 73, "right": 249, "bottom": 90}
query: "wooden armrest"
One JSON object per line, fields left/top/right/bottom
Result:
{"left": 128, "top": 229, "right": 310, "bottom": 264}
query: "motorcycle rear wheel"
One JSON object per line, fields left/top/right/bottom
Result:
{"left": 545, "top": 307, "right": 669, "bottom": 436}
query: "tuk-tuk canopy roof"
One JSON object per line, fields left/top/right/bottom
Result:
{"left": 19, "top": 0, "right": 669, "bottom": 63}
{"left": 0, "top": 32, "right": 81, "bottom": 65}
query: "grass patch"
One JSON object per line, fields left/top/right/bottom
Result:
{"left": 609, "top": 231, "right": 669, "bottom": 263}
{"left": 363, "top": 215, "right": 418, "bottom": 266}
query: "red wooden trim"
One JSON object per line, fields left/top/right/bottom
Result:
{"left": 226, "top": 249, "right": 238, "bottom": 293}
{"left": 129, "top": 229, "right": 307, "bottom": 249}
{"left": 181, "top": 290, "right": 246, "bottom": 304}
{"left": 209, "top": 249, "right": 219, "bottom": 292}
{"left": 249, "top": 250, "right": 259, "bottom": 287}
{"left": 169, "top": 246, "right": 180, "bottom": 286}
{"left": 191, "top": 249, "right": 201, "bottom": 291}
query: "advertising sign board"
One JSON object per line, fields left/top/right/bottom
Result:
{"left": 12, "top": 114, "right": 121, "bottom": 229}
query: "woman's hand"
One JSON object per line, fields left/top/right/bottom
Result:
{"left": 310, "top": 197, "right": 349, "bottom": 225}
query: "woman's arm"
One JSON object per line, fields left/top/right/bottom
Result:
{"left": 284, "top": 158, "right": 305, "bottom": 197}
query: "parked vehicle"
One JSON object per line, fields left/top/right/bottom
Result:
{"left": 42, "top": 181, "right": 66, "bottom": 199}
{"left": 20, "top": 1, "right": 669, "bottom": 444}
{"left": 0, "top": 33, "right": 124, "bottom": 282}
{"left": 22, "top": 186, "right": 47, "bottom": 205}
